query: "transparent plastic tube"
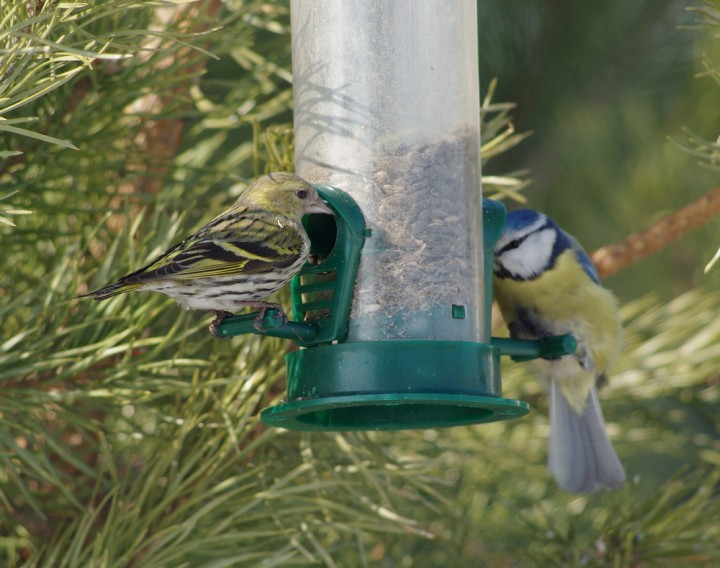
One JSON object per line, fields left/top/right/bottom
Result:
{"left": 292, "top": 0, "right": 485, "bottom": 342}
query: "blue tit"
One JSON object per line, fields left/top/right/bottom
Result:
{"left": 493, "top": 209, "right": 625, "bottom": 494}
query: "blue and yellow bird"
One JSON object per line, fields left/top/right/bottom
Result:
{"left": 493, "top": 209, "right": 626, "bottom": 493}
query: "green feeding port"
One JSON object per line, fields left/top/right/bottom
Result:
{"left": 215, "top": 188, "right": 577, "bottom": 431}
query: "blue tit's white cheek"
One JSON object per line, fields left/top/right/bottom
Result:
{"left": 500, "top": 249, "right": 535, "bottom": 278}
{"left": 500, "top": 228, "right": 557, "bottom": 279}
{"left": 526, "top": 229, "right": 556, "bottom": 263}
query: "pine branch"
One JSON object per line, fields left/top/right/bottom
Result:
{"left": 591, "top": 186, "right": 720, "bottom": 278}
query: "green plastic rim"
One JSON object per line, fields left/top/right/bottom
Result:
{"left": 259, "top": 340, "right": 530, "bottom": 431}
{"left": 260, "top": 393, "right": 529, "bottom": 431}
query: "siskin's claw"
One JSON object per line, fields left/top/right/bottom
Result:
{"left": 252, "top": 312, "right": 265, "bottom": 332}
{"left": 253, "top": 304, "right": 288, "bottom": 332}
{"left": 209, "top": 310, "right": 233, "bottom": 337}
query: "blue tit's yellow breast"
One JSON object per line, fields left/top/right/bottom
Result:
{"left": 493, "top": 249, "right": 622, "bottom": 379}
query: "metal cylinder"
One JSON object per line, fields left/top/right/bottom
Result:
{"left": 292, "top": 0, "right": 485, "bottom": 342}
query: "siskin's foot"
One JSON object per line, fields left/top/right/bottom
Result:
{"left": 209, "top": 310, "right": 233, "bottom": 337}
{"left": 252, "top": 303, "right": 288, "bottom": 331}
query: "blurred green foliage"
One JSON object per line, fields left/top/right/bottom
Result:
{"left": 1, "top": 0, "right": 718, "bottom": 566}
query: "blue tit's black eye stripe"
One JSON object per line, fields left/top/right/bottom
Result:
{"left": 498, "top": 237, "right": 525, "bottom": 255}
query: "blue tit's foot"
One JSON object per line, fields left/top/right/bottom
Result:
{"left": 538, "top": 337, "right": 562, "bottom": 360}
{"left": 596, "top": 372, "right": 609, "bottom": 389}
{"left": 574, "top": 343, "right": 595, "bottom": 373}
{"left": 507, "top": 321, "right": 525, "bottom": 339}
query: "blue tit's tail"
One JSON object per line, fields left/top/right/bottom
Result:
{"left": 548, "top": 382, "right": 626, "bottom": 493}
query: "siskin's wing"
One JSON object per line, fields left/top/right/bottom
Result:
{"left": 80, "top": 208, "right": 306, "bottom": 301}
{"left": 124, "top": 214, "right": 305, "bottom": 282}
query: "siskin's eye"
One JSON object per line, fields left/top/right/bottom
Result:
{"left": 296, "top": 189, "right": 308, "bottom": 199}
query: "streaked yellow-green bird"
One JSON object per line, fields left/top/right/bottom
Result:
{"left": 493, "top": 209, "right": 625, "bottom": 494}
{"left": 79, "top": 172, "right": 333, "bottom": 334}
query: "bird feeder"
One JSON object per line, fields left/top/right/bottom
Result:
{"left": 215, "top": 0, "right": 576, "bottom": 430}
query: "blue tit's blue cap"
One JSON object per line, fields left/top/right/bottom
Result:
{"left": 505, "top": 209, "right": 545, "bottom": 232}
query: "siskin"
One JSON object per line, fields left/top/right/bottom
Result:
{"left": 79, "top": 172, "right": 333, "bottom": 335}
{"left": 493, "top": 209, "right": 625, "bottom": 493}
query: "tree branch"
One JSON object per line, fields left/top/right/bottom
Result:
{"left": 591, "top": 187, "right": 720, "bottom": 278}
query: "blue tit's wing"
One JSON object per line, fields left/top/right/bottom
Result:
{"left": 566, "top": 233, "right": 600, "bottom": 284}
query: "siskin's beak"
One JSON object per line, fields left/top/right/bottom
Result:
{"left": 306, "top": 196, "right": 334, "bottom": 216}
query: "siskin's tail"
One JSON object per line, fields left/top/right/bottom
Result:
{"left": 548, "top": 382, "right": 626, "bottom": 494}
{"left": 76, "top": 280, "right": 142, "bottom": 300}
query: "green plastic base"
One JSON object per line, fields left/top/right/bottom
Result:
{"left": 260, "top": 393, "right": 529, "bottom": 431}
{"left": 260, "top": 341, "right": 529, "bottom": 431}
